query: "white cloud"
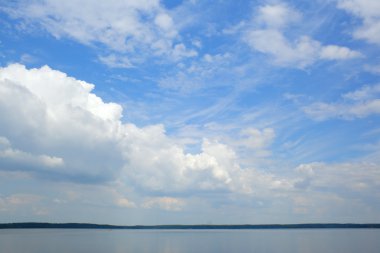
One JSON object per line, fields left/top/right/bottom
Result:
{"left": 121, "top": 129, "right": 239, "bottom": 192}
{"left": 239, "top": 128, "right": 275, "bottom": 150}
{"left": 3, "top": 0, "right": 196, "bottom": 64}
{"left": 245, "top": 30, "right": 321, "bottom": 68}
{"left": 98, "top": 54, "right": 134, "bottom": 69}
{"left": 364, "top": 64, "right": 380, "bottom": 75}
{"left": 116, "top": 197, "right": 136, "bottom": 208}
{"left": 304, "top": 100, "right": 380, "bottom": 120}
{"left": 303, "top": 84, "right": 380, "bottom": 120}
{"left": 342, "top": 84, "right": 380, "bottom": 101}
{"left": 256, "top": 3, "right": 301, "bottom": 29}
{"left": 0, "top": 194, "right": 41, "bottom": 211}
{"left": 0, "top": 64, "right": 286, "bottom": 197}
{"left": 243, "top": 4, "right": 362, "bottom": 68}
{"left": 291, "top": 160, "right": 380, "bottom": 218}
{"left": 5, "top": 64, "right": 377, "bottom": 218}
{"left": 0, "top": 141, "right": 64, "bottom": 169}
{"left": 154, "top": 13, "right": 176, "bottom": 35}
{"left": 320, "top": 45, "right": 363, "bottom": 60}
{"left": 0, "top": 64, "right": 125, "bottom": 180}
{"left": 191, "top": 39, "right": 202, "bottom": 48}
{"left": 338, "top": 0, "right": 380, "bottom": 45}
{"left": 158, "top": 52, "right": 231, "bottom": 92}
{"left": 20, "top": 53, "right": 37, "bottom": 64}
{"left": 142, "top": 197, "right": 185, "bottom": 211}
{"left": 295, "top": 162, "right": 380, "bottom": 194}
{"left": 171, "top": 43, "right": 198, "bottom": 61}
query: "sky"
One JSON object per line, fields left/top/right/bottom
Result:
{"left": 0, "top": 0, "right": 379, "bottom": 225}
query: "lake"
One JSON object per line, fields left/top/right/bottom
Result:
{"left": 1, "top": 229, "right": 379, "bottom": 253}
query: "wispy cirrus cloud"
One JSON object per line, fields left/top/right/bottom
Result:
{"left": 303, "top": 84, "right": 380, "bottom": 120}
{"left": 242, "top": 3, "right": 362, "bottom": 68}
{"left": 337, "top": 0, "right": 380, "bottom": 45}
{"left": 1, "top": 0, "right": 197, "bottom": 67}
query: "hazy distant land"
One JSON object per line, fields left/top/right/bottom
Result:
{"left": 1, "top": 223, "right": 379, "bottom": 229}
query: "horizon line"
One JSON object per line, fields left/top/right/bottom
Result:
{"left": 1, "top": 222, "right": 380, "bottom": 229}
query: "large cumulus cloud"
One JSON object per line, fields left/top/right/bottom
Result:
{"left": 0, "top": 64, "right": 124, "bottom": 182}
{"left": 0, "top": 64, "right": 283, "bottom": 195}
{"left": 1, "top": 64, "right": 380, "bottom": 219}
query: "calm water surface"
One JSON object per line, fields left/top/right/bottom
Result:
{"left": 1, "top": 229, "right": 379, "bottom": 253}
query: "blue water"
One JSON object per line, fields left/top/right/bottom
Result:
{"left": 1, "top": 229, "right": 379, "bottom": 253}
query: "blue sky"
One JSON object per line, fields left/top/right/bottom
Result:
{"left": 0, "top": 0, "right": 379, "bottom": 225}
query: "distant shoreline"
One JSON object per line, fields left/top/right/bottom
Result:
{"left": 1, "top": 223, "right": 380, "bottom": 229}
